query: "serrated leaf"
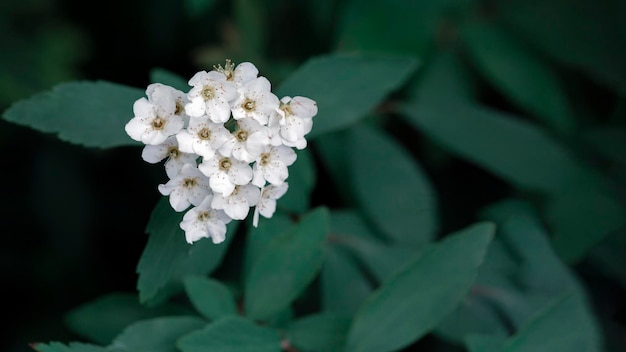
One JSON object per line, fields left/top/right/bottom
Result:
{"left": 183, "top": 276, "right": 237, "bottom": 321}
{"left": 276, "top": 54, "right": 418, "bottom": 138}
{"left": 286, "top": 313, "right": 351, "bottom": 352}
{"left": 502, "top": 293, "right": 601, "bottom": 352}
{"left": 178, "top": 316, "right": 281, "bottom": 352}
{"left": 460, "top": 22, "right": 574, "bottom": 133}
{"left": 111, "top": 316, "right": 205, "bottom": 352}
{"left": 3, "top": 81, "right": 143, "bottom": 148}
{"left": 244, "top": 207, "right": 329, "bottom": 320}
{"left": 32, "top": 342, "right": 107, "bottom": 352}
{"left": 64, "top": 293, "right": 191, "bottom": 345}
{"left": 402, "top": 103, "right": 599, "bottom": 194}
{"left": 345, "top": 222, "right": 495, "bottom": 352}
{"left": 137, "top": 198, "right": 238, "bottom": 305}
{"left": 149, "top": 68, "right": 189, "bottom": 92}
{"left": 349, "top": 123, "right": 437, "bottom": 245}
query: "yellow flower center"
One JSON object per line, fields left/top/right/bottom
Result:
{"left": 151, "top": 117, "right": 165, "bottom": 130}
{"left": 242, "top": 99, "right": 256, "bottom": 112}
{"left": 183, "top": 178, "right": 197, "bottom": 188}
{"left": 198, "top": 128, "right": 211, "bottom": 140}
{"left": 201, "top": 86, "right": 215, "bottom": 100}
{"left": 219, "top": 158, "right": 232, "bottom": 171}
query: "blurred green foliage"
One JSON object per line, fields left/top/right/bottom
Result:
{"left": 2, "top": 0, "right": 625, "bottom": 351}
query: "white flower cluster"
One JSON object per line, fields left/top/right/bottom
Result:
{"left": 125, "top": 60, "right": 317, "bottom": 244}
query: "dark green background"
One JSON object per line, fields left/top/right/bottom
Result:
{"left": 1, "top": 0, "right": 625, "bottom": 351}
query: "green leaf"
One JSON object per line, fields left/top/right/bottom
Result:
{"left": 276, "top": 54, "right": 419, "bottom": 138}
{"left": 183, "top": 0, "right": 218, "bottom": 18}
{"left": 349, "top": 123, "right": 438, "bottom": 245}
{"left": 183, "top": 276, "right": 237, "bottom": 321}
{"left": 409, "top": 50, "right": 476, "bottom": 106}
{"left": 439, "top": 200, "right": 602, "bottom": 345}
{"left": 465, "top": 335, "right": 505, "bottom": 352}
{"left": 502, "top": 293, "right": 601, "bottom": 352}
{"left": 546, "top": 187, "right": 626, "bottom": 263}
{"left": 137, "top": 198, "right": 238, "bottom": 305}
{"left": 321, "top": 245, "right": 374, "bottom": 315}
{"left": 32, "top": 342, "right": 107, "bottom": 352}
{"left": 335, "top": 0, "right": 472, "bottom": 56}
{"left": 243, "top": 212, "right": 294, "bottom": 279}
{"left": 149, "top": 68, "right": 189, "bottom": 92}
{"left": 330, "top": 209, "right": 420, "bottom": 283}
{"left": 460, "top": 21, "right": 574, "bottom": 134}
{"left": 313, "top": 130, "right": 353, "bottom": 204}
{"left": 3, "top": 81, "right": 143, "bottom": 148}
{"left": 401, "top": 103, "right": 599, "bottom": 194}
{"left": 64, "top": 293, "right": 191, "bottom": 345}
{"left": 583, "top": 126, "right": 626, "bottom": 165}
{"left": 178, "top": 316, "right": 281, "bottom": 352}
{"left": 496, "top": 0, "right": 626, "bottom": 94}
{"left": 588, "top": 226, "right": 626, "bottom": 289}
{"left": 110, "top": 316, "right": 205, "bottom": 352}
{"left": 279, "top": 148, "right": 316, "bottom": 214}
{"left": 345, "top": 222, "right": 495, "bottom": 352}
{"left": 244, "top": 207, "right": 329, "bottom": 320}
{"left": 286, "top": 313, "right": 351, "bottom": 352}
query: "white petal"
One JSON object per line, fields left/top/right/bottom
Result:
{"left": 229, "top": 161, "right": 253, "bottom": 185}
{"left": 264, "top": 160, "right": 288, "bottom": 185}
{"left": 125, "top": 117, "right": 150, "bottom": 142}
{"left": 290, "top": 96, "right": 318, "bottom": 118}
{"left": 169, "top": 190, "right": 191, "bottom": 212}
{"left": 206, "top": 219, "right": 227, "bottom": 244}
{"left": 141, "top": 144, "right": 168, "bottom": 163}
{"left": 210, "top": 171, "right": 236, "bottom": 196}
{"left": 133, "top": 98, "right": 155, "bottom": 117}
{"left": 206, "top": 99, "right": 232, "bottom": 123}
{"left": 234, "top": 62, "right": 259, "bottom": 86}
{"left": 259, "top": 198, "right": 277, "bottom": 218}
{"left": 185, "top": 97, "right": 207, "bottom": 117}
{"left": 176, "top": 130, "right": 196, "bottom": 154}
{"left": 273, "top": 146, "right": 297, "bottom": 165}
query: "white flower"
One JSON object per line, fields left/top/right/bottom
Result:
{"left": 231, "top": 77, "right": 280, "bottom": 125}
{"left": 220, "top": 118, "right": 271, "bottom": 163}
{"left": 180, "top": 196, "right": 232, "bottom": 244}
{"left": 141, "top": 136, "right": 197, "bottom": 178}
{"left": 253, "top": 183, "right": 289, "bottom": 227}
{"left": 147, "top": 83, "right": 189, "bottom": 121}
{"left": 185, "top": 70, "right": 238, "bottom": 123}
{"left": 211, "top": 184, "right": 260, "bottom": 220}
{"left": 158, "top": 164, "right": 211, "bottom": 212}
{"left": 125, "top": 84, "right": 185, "bottom": 145}
{"left": 198, "top": 152, "right": 253, "bottom": 196}
{"left": 268, "top": 96, "right": 317, "bottom": 149}
{"left": 176, "top": 116, "right": 231, "bottom": 159}
{"left": 214, "top": 60, "right": 259, "bottom": 87}
{"left": 252, "top": 146, "right": 297, "bottom": 187}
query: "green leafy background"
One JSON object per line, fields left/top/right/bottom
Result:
{"left": 2, "top": 0, "right": 625, "bottom": 351}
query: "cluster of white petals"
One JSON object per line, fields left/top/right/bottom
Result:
{"left": 125, "top": 60, "right": 317, "bottom": 244}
